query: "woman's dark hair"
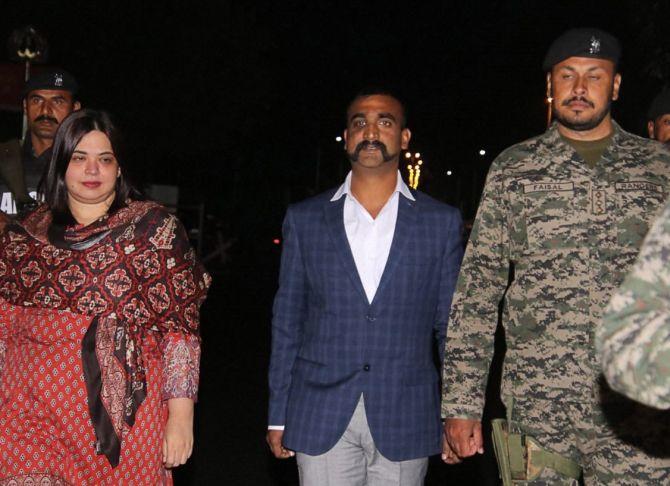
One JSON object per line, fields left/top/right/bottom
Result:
{"left": 41, "top": 109, "right": 140, "bottom": 224}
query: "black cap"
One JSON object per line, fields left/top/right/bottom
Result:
{"left": 543, "top": 28, "right": 621, "bottom": 72}
{"left": 648, "top": 90, "right": 670, "bottom": 121}
{"left": 23, "top": 69, "right": 78, "bottom": 97}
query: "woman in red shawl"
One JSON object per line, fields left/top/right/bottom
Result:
{"left": 0, "top": 109, "right": 210, "bottom": 484}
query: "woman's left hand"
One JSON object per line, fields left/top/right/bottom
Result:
{"left": 163, "top": 397, "right": 195, "bottom": 468}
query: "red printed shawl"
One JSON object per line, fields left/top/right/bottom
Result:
{"left": 0, "top": 201, "right": 210, "bottom": 467}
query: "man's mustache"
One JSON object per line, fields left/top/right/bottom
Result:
{"left": 348, "top": 140, "right": 394, "bottom": 162}
{"left": 562, "top": 96, "right": 595, "bottom": 108}
{"left": 34, "top": 115, "right": 59, "bottom": 124}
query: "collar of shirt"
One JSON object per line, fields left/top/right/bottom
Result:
{"left": 330, "top": 170, "right": 415, "bottom": 204}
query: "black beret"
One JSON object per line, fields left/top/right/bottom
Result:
{"left": 648, "top": 90, "right": 670, "bottom": 120}
{"left": 543, "top": 28, "right": 621, "bottom": 72}
{"left": 23, "top": 69, "right": 78, "bottom": 97}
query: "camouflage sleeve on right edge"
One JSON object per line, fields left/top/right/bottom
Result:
{"left": 598, "top": 199, "right": 670, "bottom": 410}
{"left": 441, "top": 156, "right": 512, "bottom": 420}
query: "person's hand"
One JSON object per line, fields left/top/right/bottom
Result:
{"left": 443, "top": 418, "right": 483, "bottom": 462}
{"left": 163, "top": 398, "right": 194, "bottom": 468}
{"left": 266, "top": 430, "right": 295, "bottom": 459}
{"left": 441, "top": 427, "right": 462, "bottom": 464}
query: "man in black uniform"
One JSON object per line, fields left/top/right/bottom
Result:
{"left": 0, "top": 69, "right": 80, "bottom": 215}
{"left": 647, "top": 89, "right": 670, "bottom": 147}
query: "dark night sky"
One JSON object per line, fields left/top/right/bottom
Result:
{"left": 2, "top": 1, "right": 670, "bottom": 238}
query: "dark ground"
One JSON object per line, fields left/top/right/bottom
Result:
{"left": 171, "top": 243, "right": 507, "bottom": 485}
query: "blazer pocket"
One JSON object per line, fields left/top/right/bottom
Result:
{"left": 293, "top": 356, "right": 326, "bottom": 370}
{"left": 293, "top": 357, "right": 332, "bottom": 384}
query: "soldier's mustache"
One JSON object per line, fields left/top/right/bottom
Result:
{"left": 562, "top": 96, "right": 595, "bottom": 108}
{"left": 34, "top": 115, "right": 59, "bottom": 124}
{"left": 348, "top": 140, "right": 393, "bottom": 162}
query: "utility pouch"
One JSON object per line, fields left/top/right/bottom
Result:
{"left": 490, "top": 418, "right": 582, "bottom": 484}
{"left": 491, "top": 418, "right": 513, "bottom": 486}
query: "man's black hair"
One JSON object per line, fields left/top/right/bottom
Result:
{"left": 346, "top": 87, "right": 408, "bottom": 128}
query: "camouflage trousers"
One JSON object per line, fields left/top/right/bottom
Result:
{"left": 506, "top": 382, "right": 670, "bottom": 485}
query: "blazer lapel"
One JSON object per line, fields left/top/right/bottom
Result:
{"left": 371, "top": 193, "right": 418, "bottom": 306}
{"left": 324, "top": 196, "right": 368, "bottom": 302}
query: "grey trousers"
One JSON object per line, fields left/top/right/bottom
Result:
{"left": 296, "top": 395, "right": 428, "bottom": 486}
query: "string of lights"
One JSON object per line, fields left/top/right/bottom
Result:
{"left": 405, "top": 151, "right": 423, "bottom": 189}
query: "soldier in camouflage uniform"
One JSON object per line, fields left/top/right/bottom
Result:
{"left": 599, "top": 197, "right": 670, "bottom": 410}
{"left": 0, "top": 70, "right": 80, "bottom": 215}
{"left": 441, "top": 28, "right": 670, "bottom": 484}
{"left": 646, "top": 89, "right": 670, "bottom": 147}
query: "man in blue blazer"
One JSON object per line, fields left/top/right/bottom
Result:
{"left": 267, "top": 89, "right": 463, "bottom": 485}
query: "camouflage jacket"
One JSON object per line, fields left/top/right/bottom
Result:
{"left": 442, "top": 121, "right": 670, "bottom": 419}
{"left": 598, "top": 198, "right": 670, "bottom": 409}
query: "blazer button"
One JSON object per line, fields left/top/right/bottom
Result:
{"left": 363, "top": 364, "right": 370, "bottom": 371}
{"left": 365, "top": 315, "right": 376, "bottom": 322}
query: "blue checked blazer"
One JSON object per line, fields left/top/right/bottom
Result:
{"left": 268, "top": 187, "right": 463, "bottom": 461}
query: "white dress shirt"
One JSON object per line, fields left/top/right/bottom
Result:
{"left": 268, "top": 171, "right": 415, "bottom": 430}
